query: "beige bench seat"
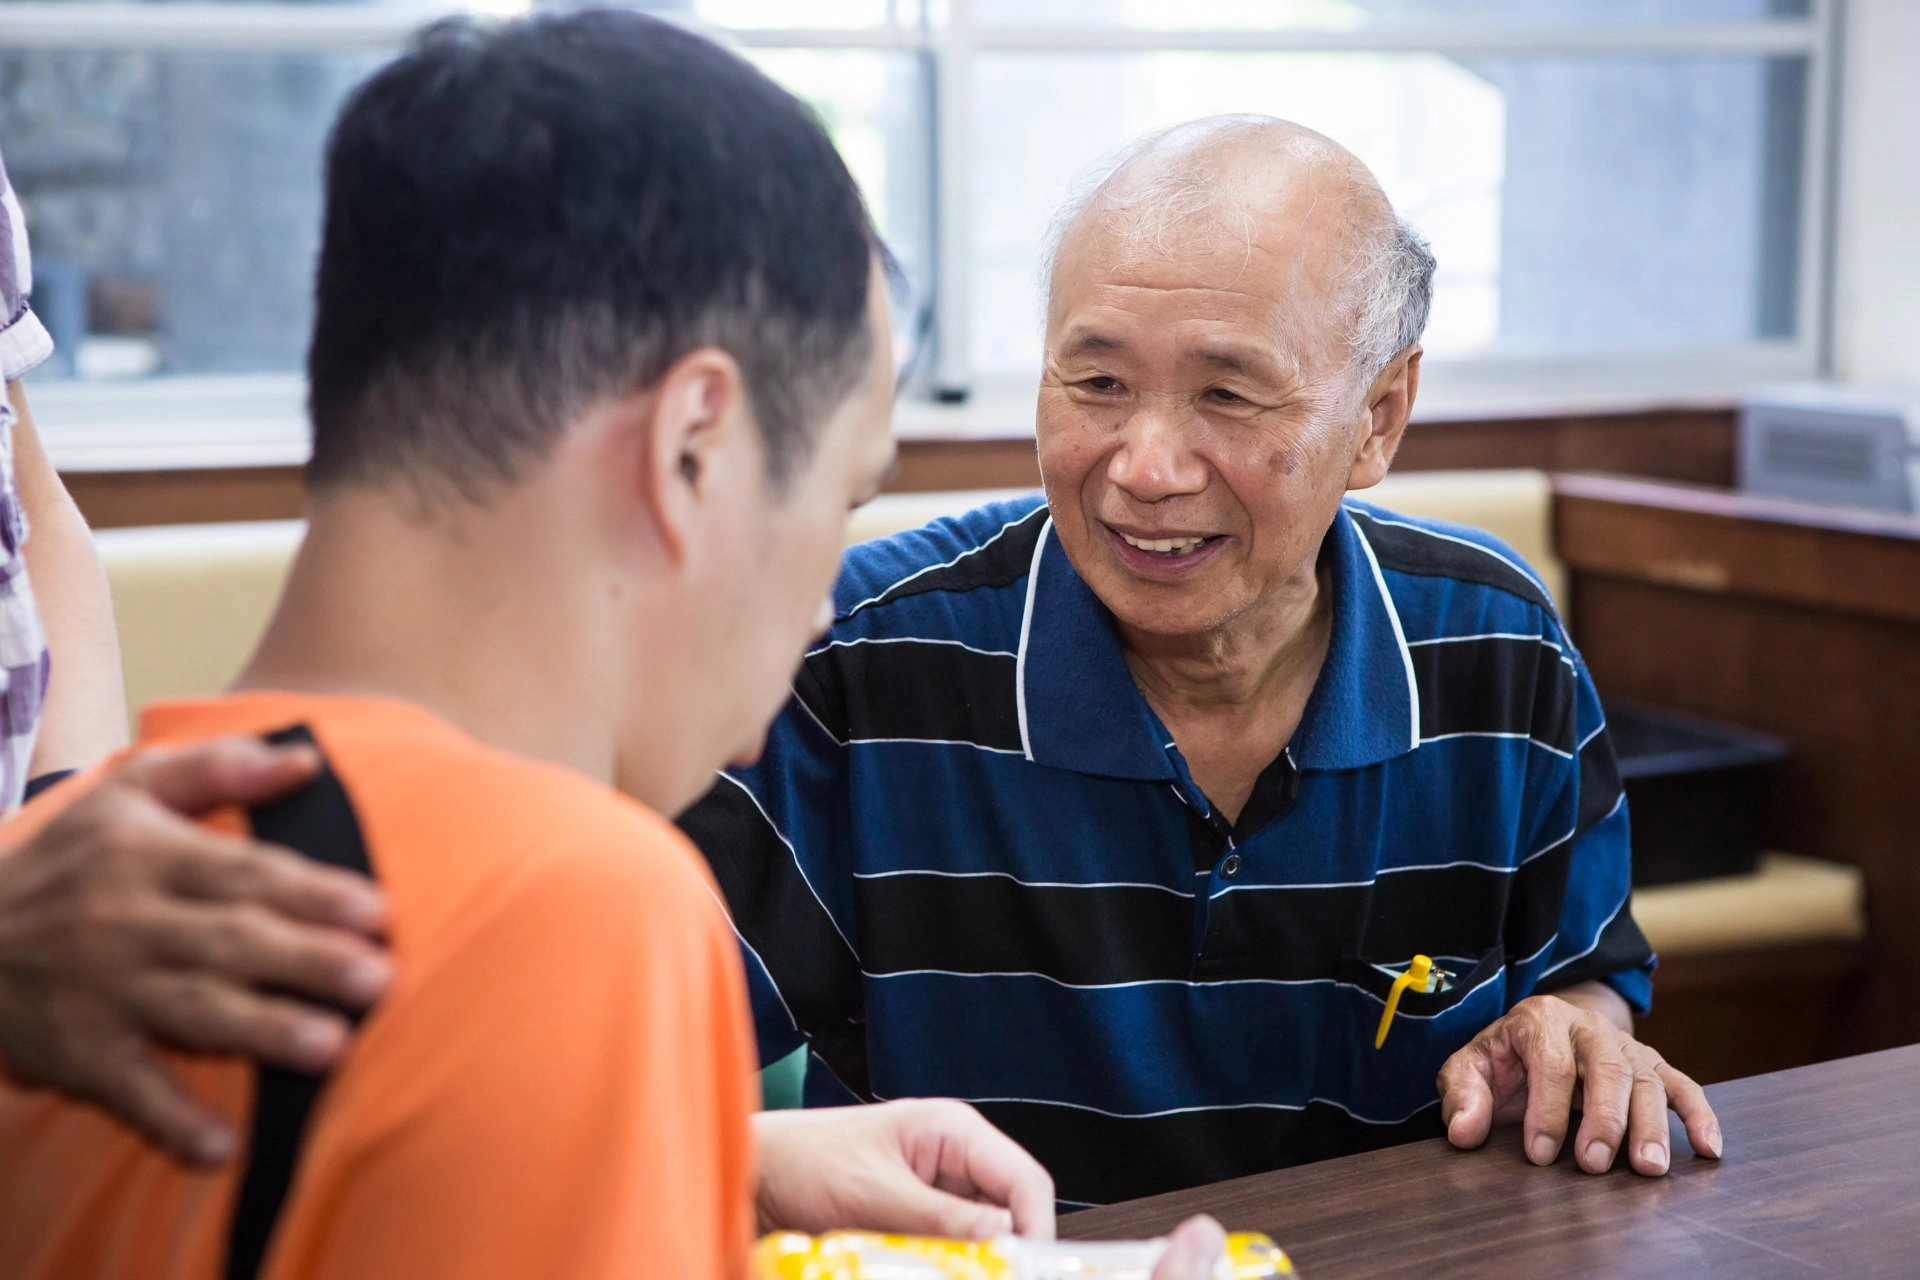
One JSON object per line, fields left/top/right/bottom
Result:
{"left": 95, "top": 470, "right": 1568, "bottom": 725}
{"left": 851, "top": 468, "right": 1565, "bottom": 604}
{"left": 96, "top": 519, "right": 306, "bottom": 725}
{"left": 1633, "top": 853, "right": 1867, "bottom": 958}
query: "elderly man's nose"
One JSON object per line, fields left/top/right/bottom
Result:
{"left": 1109, "top": 411, "right": 1207, "bottom": 500}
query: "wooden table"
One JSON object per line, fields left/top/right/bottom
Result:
{"left": 1060, "top": 1044, "right": 1920, "bottom": 1278}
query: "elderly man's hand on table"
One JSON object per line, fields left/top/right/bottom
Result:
{"left": 0, "top": 737, "right": 391, "bottom": 1164}
{"left": 1437, "top": 980, "right": 1722, "bottom": 1176}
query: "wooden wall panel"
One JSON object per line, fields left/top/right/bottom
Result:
{"left": 62, "top": 435, "right": 1049, "bottom": 530}
{"left": 1634, "top": 944, "right": 1868, "bottom": 1085}
{"left": 62, "top": 406, "right": 1735, "bottom": 528}
{"left": 1557, "top": 477, "right": 1920, "bottom": 1060}
{"left": 1555, "top": 474, "right": 1920, "bottom": 625}
{"left": 888, "top": 434, "right": 1040, "bottom": 493}
{"left": 65, "top": 466, "right": 305, "bottom": 529}
{"left": 1396, "top": 408, "right": 1737, "bottom": 487}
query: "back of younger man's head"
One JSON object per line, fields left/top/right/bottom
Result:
{"left": 306, "top": 9, "right": 876, "bottom": 498}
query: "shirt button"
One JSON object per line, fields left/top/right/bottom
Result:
{"left": 1221, "top": 853, "right": 1242, "bottom": 878}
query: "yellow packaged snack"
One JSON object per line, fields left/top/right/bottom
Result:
{"left": 752, "top": 1229, "right": 1294, "bottom": 1279}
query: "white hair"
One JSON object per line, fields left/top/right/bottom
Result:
{"left": 1346, "top": 212, "right": 1436, "bottom": 381}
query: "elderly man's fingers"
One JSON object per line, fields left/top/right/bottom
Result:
{"left": 1515, "top": 1013, "right": 1578, "bottom": 1167}
{"left": 161, "top": 831, "right": 387, "bottom": 935}
{"left": 1436, "top": 1043, "right": 1497, "bottom": 1150}
{"left": 141, "top": 899, "right": 390, "bottom": 1010}
{"left": 126, "top": 972, "right": 351, "bottom": 1072}
{"left": 114, "top": 736, "right": 320, "bottom": 817}
{"left": 1659, "top": 1062, "right": 1723, "bottom": 1160}
{"left": 912, "top": 1100, "right": 1057, "bottom": 1240}
{"left": 1569, "top": 1023, "right": 1634, "bottom": 1174}
{"left": 1624, "top": 1069, "right": 1672, "bottom": 1176}
{"left": 84, "top": 1050, "right": 239, "bottom": 1167}
{"left": 1152, "top": 1216, "right": 1227, "bottom": 1280}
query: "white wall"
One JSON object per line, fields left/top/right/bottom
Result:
{"left": 1832, "top": 0, "right": 1920, "bottom": 386}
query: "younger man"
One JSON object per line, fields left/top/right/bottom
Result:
{"left": 0, "top": 13, "right": 1074, "bottom": 1277}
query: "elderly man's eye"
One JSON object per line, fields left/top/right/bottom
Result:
{"left": 1079, "top": 376, "right": 1124, "bottom": 394}
{"left": 1206, "top": 388, "right": 1246, "bottom": 405}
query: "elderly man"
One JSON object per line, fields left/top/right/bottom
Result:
{"left": 0, "top": 14, "right": 1231, "bottom": 1276}
{"left": 683, "top": 115, "right": 1720, "bottom": 1209}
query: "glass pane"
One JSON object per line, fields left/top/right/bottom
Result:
{"left": 745, "top": 50, "right": 934, "bottom": 372}
{"left": 969, "top": 51, "right": 1807, "bottom": 375}
{"left": 1, "top": 49, "right": 382, "bottom": 380}
{"left": 0, "top": 0, "right": 918, "bottom": 16}
{"left": 970, "top": 0, "right": 1810, "bottom": 31}
{"left": 607, "top": 0, "right": 916, "bottom": 27}
{"left": 2, "top": 45, "right": 927, "bottom": 383}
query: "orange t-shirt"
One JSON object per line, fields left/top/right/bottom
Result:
{"left": 0, "top": 692, "right": 758, "bottom": 1280}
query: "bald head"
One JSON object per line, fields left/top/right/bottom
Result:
{"left": 1044, "top": 115, "right": 1433, "bottom": 386}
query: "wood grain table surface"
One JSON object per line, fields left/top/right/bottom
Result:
{"left": 1059, "top": 1044, "right": 1920, "bottom": 1278}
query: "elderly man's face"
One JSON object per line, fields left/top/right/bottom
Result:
{"left": 1036, "top": 197, "right": 1373, "bottom": 642}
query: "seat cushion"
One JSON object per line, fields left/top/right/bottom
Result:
{"left": 95, "top": 520, "right": 305, "bottom": 723}
{"left": 851, "top": 470, "right": 1565, "bottom": 604}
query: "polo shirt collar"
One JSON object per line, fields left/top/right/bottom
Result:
{"left": 1017, "top": 517, "right": 1178, "bottom": 782}
{"left": 1287, "top": 505, "right": 1422, "bottom": 771}
{"left": 1016, "top": 505, "right": 1419, "bottom": 781}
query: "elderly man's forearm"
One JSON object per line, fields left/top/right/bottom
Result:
{"left": 1546, "top": 980, "right": 1634, "bottom": 1033}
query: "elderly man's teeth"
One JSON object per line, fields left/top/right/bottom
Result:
{"left": 1121, "top": 532, "right": 1209, "bottom": 555}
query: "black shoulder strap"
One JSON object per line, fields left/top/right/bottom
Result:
{"left": 223, "top": 724, "right": 377, "bottom": 1280}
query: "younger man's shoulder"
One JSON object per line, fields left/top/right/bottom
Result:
{"left": 352, "top": 731, "right": 720, "bottom": 918}
{"left": 380, "top": 747, "right": 745, "bottom": 1025}
{"left": 175, "top": 703, "right": 736, "bottom": 967}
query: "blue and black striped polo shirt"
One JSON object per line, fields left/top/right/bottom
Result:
{"left": 683, "top": 492, "right": 1654, "bottom": 1208}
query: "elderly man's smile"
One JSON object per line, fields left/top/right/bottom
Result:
{"left": 1103, "top": 522, "right": 1228, "bottom": 575}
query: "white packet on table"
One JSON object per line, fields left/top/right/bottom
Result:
{"left": 752, "top": 1229, "right": 1294, "bottom": 1278}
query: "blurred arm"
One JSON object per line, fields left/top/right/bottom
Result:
{"left": 7, "top": 382, "right": 127, "bottom": 774}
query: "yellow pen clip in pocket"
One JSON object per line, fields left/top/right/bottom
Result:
{"left": 1373, "top": 954, "right": 1456, "bottom": 1049}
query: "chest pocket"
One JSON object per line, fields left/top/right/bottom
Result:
{"left": 1343, "top": 944, "right": 1507, "bottom": 1043}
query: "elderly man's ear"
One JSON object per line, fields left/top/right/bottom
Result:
{"left": 1346, "top": 344, "right": 1422, "bottom": 492}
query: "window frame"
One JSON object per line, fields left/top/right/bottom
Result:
{"left": 3, "top": 0, "right": 1843, "bottom": 458}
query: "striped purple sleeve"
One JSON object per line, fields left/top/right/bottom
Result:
{"left": 0, "top": 147, "right": 53, "bottom": 813}
{"left": 0, "top": 150, "right": 55, "bottom": 383}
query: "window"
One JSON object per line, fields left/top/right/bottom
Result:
{"left": 0, "top": 47, "right": 384, "bottom": 380}
{"left": 0, "top": 0, "right": 1837, "bottom": 439}
{"left": 968, "top": 50, "right": 1809, "bottom": 376}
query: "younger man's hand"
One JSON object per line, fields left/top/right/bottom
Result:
{"left": 753, "top": 1098, "right": 1056, "bottom": 1241}
{"left": 1151, "top": 1216, "right": 1228, "bottom": 1279}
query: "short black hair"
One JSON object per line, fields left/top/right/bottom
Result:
{"left": 306, "top": 9, "right": 877, "bottom": 496}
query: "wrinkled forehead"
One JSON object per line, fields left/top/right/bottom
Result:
{"left": 1047, "top": 178, "right": 1367, "bottom": 375}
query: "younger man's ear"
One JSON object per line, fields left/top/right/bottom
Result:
{"left": 1347, "top": 344, "right": 1421, "bottom": 492}
{"left": 642, "top": 348, "right": 745, "bottom": 563}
